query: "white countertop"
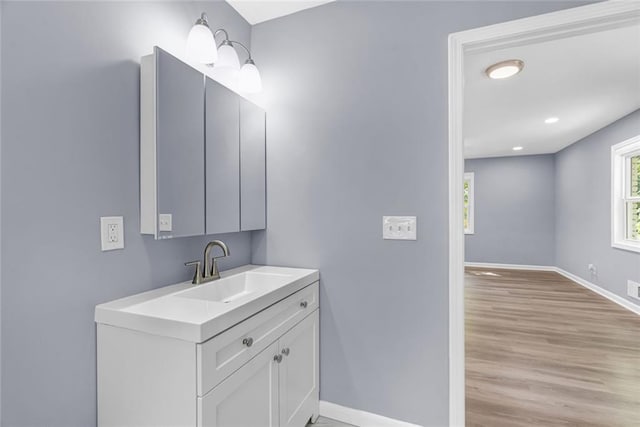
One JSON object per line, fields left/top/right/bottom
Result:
{"left": 95, "top": 265, "right": 319, "bottom": 343}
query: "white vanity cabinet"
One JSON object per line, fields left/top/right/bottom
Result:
{"left": 97, "top": 278, "right": 319, "bottom": 427}
{"left": 199, "top": 312, "right": 319, "bottom": 427}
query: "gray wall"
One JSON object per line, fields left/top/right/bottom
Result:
{"left": 556, "top": 109, "right": 640, "bottom": 306}
{"left": 463, "top": 109, "right": 640, "bottom": 307}
{"left": 465, "top": 155, "right": 556, "bottom": 266}
{"left": 249, "top": 1, "right": 591, "bottom": 425}
{"left": 0, "top": 2, "right": 252, "bottom": 426}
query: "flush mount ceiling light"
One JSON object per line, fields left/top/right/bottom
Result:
{"left": 185, "top": 12, "right": 262, "bottom": 93}
{"left": 544, "top": 117, "right": 559, "bottom": 124}
{"left": 513, "top": 146, "right": 524, "bottom": 151}
{"left": 485, "top": 59, "right": 524, "bottom": 79}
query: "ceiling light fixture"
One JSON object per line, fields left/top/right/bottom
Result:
{"left": 186, "top": 12, "right": 262, "bottom": 93}
{"left": 485, "top": 59, "right": 524, "bottom": 79}
{"left": 513, "top": 146, "right": 524, "bottom": 151}
{"left": 544, "top": 117, "right": 559, "bottom": 124}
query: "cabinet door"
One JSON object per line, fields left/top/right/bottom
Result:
{"left": 205, "top": 78, "right": 240, "bottom": 234}
{"left": 239, "top": 98, "right": 266, "bottom": 231}
{"left": 279, "top": 311, "right": 319, "bottom": 427}
{"left": 198, "top": 342, "right": 279, "bottom": 427}
{"left": 156, "top": 47, "right": 205, "bottom": 238}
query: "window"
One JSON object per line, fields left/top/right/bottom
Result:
{"left": 464, "top": 172, "right": 475, "bottom": 235}
{"left": 612, "top": 135, "right": 640, "bottom": 253}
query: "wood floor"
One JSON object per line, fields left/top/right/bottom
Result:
{"left": 465, "top": 268, "right": 640, "bottom": 427}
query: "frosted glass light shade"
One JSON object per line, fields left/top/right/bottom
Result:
{"left": 216, "top": 43, "right": 240, "bottom": 70}
{"left": 186, "top": 24, "right": 217, "bottom": 64}
{"left": 239, "top": 61, "right": 262, "bottom": 93}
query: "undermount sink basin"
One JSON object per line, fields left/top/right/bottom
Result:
{"left": 175, "top": 271, "right": 293, "bottom": 304}
{"left": 94, "top": 265, "right": 319, "bottom": 343}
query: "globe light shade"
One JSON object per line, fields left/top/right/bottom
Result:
{"left": 216, "top": 42, "right": 240, "bottom": 70}
{"left": 239, "top": 60, "right": 262, "bottom": 93}
{"left": 186, "top": 23, "right": 217, "bottom": 64}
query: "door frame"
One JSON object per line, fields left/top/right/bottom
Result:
{"left": 447, "top": 2, "right": 640, "bottom": 425}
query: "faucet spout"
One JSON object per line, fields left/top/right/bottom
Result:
{"left": 203, "top": 240, "right": 230, "bottom": 280}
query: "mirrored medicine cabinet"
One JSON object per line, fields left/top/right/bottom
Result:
{"left": 140, "top": 47, "right": 266, "bottom": 239}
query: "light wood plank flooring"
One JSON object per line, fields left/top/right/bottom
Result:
{"left": 465, "top": 267, "right": 640, "bottom": 427}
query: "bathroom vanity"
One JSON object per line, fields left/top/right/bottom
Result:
{"left": 95, "top": 265, "right": 319, "bottom": 427}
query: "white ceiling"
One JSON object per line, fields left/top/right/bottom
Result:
{"left": 225, "top": 0, "right": 335, "bottom": 25}
{"left": 464, "top": 22, "right": 640, "bottom": 159}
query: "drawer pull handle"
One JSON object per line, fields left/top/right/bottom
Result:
{"left": 273, "top": 354, "right": 283, "bottom": 363}
{"left": 281, "top": 348, "right": 290, "bottom": 356}
{"left": 242, "top": 338, "right": 254, "bottom": 347}
{"left": 300, "top": 301, "right": 308, "bottom": 309}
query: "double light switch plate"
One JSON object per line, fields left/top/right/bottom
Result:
{"left": 383, "top": 216, "right": 417, "bottom": 240}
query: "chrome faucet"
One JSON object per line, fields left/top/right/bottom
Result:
{"left": 184, "top": 240, "right": 230, "bottom": 285}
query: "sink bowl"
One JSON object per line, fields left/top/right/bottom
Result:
{"left": 94, "top": 265, "right": 319, "bottom": 343}
{"left": 175, "top": 271, "right": 292, "bottom": 304}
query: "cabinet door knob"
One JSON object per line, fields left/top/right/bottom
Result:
{"left": 281, "top": 348, "right": 290, "bottom": 356}
{"left": 300, "top": 301, "right": 308, "bottom": 308}
{"left": 273, "top": 354, "right": 283, "bottom": 363}
{"left": 242, "top": 338, "right": 254, "bottom": 347}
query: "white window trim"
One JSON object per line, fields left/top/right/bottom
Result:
{"left": 611, "top": 135, "right": 640, "bottom": 253}
{"left": 464, "top": 172, "right": 475, "bottom": 235}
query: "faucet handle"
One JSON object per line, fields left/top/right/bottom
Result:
{"left": 209, "top": 256, "right": 222, "bottom": 279}
{"left": 184, "top": 260, "right": 203, "bottom": 285}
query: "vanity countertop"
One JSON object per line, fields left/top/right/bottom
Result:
{"left": 95, "top": 265, "right": 319, "bottom": 343}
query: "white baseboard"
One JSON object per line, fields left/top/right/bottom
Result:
{"left": 554, "top": 268, "right": 640, "bottom": 316}
{"left": 465, "top": 262, "right": 640, "bottom": 316}
{"left": 465, "top": 262, "right": 556, "bottom": 271}
{"left": 319, "top": 401, "right": 422, "bottom": 427}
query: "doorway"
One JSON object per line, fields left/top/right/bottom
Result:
{"left": 448, "top": 2, "right": 640, "bottom": 425}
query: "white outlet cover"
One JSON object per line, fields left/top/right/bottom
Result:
{"left": 383, "top": 216, "right": 417, "bottom": 240}
{"left": 159, "top": 213, "right": 172, "bottom": 232}
{"left": 101, "top": 216, "right": 124, "bottom": 251}
{"left": 628, "top": 280, "right": 640, "bottom": 301}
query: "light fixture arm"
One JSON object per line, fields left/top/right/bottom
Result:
{"left": 213, "top": 29, "right": 231, "bottom": 44}
{"left": 212, "top": 27, "right": 253, "bottom": 62}
{"left": 228, "top": 40, "right": 253, "bottom": 62}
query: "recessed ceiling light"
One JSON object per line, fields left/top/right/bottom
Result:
{"left": 513, "top": 146, "right": 524, "bottom": 151}
{"left": 544, "top": 117, "right": 559, "bottom": 124}
{"left": 485, "top": 59, "right": 524, "bottom": 79}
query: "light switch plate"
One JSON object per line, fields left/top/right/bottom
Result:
{"left": 383, "top": 216, "right": 417, "bottom": 240}
{"left": 101, "top": 216, "right": 124, "bottom": 251}
{"left": 159, "top": 214, "right": 172, "bottom": 232}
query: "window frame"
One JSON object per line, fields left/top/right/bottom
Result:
{"left": 611, "top": 135, "right": 640, "bottom": 253}
{"left": 464, "top": 172, "right": 475, "bottom": 235}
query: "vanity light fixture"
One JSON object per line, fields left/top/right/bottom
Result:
{"left": 186, "top": 12, "right": 262, "bottom": 93}
{"left": 544, "top": 117, "right": 559, "bottom": 124}
{"left": 513, "top": 146, "right": 524, "bottom": 151}
{"left": 214, "top": 30, "right": 241, "bottom": 70}
{"left": 186, "top": 13, "right": 218, "bottom": 65}
{"left": 485, "top": 59, "right": 524, "bottom": 79}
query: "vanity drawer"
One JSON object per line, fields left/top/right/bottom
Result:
{"left": 197, "top": 282, "right": 319, "bottom": 396}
